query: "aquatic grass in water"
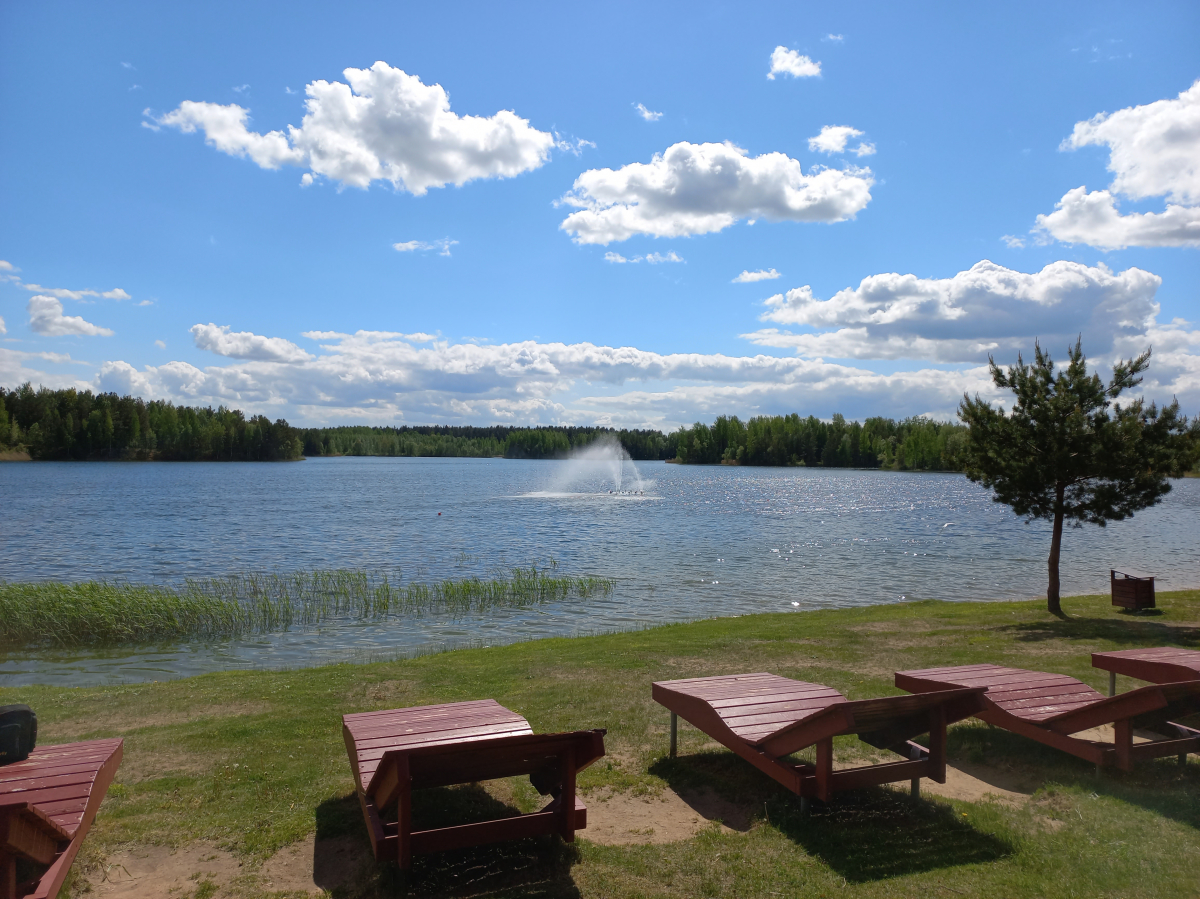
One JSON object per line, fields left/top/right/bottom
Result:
{"left": 0, "top": 566, "right": 614, "bottom": 648}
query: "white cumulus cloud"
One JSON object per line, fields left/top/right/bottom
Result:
{"left": 604, "top": 251, "right": 684, "bottom": 264}
{"left": 1034, "top": 80, "right": 1200, "bottom": 248}
{"left": 745, "top": 260, "right": 1162, "bottom": 364}
{"left": 393, "top": 238, "right": 458, "bottom": 256}
{"left": 190, "top": 323, "right": 313, "bottom": 363}
{"left": 1033, "top": 186, "right": 1200, "bottom": 250}
{"left": 808, "top": 125, "right": 875, "bottom": 157}
{"left": 19, "top": 283, "right": 130, "bottom": 301}
{"left": 767, "top": 47, "right": 821, "bottom": 80}
{"left": 153, "top": 61, "right": 556, "bottom": 195}
{"left": 28, "top": 296, "right": 114, "bottom": 336}
{"left": 733, "top": 269, "right": 781, "bottom": 283}
{"left": 634, "top": 103, "right": 663, "bottom": 122}
{"left": 559, "top": 141, "right": 874, "bottom": 244}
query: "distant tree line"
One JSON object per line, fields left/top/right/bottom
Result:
{"left": 298, "top": 425, "right": 673, "bottom": 461}
{"left": 672, "top": 414, "right": 967, "bottom": 470}
{"left": 300, "top": 416, "right": 965, "bottom": 470}
{"left": 1, "top": 381, "right": 968, "bottom": 470}
{"left": 0, "top": 383, "right": 303, "bottom": 461}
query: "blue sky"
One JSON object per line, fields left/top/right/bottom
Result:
{"left": 2, "top": 1, "right": 1198, "bottom": 428}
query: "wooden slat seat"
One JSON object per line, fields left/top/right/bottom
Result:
{"left": 896, "top": 664, "right": 1200, "bottom": 771}
{"left": 343, "top": 700, "right": 605, "bottom": 870}
{"left": 0, "top": 738, "right": 123, "bottom": 899}
{"left": 1092, "top": 648, "right": 1200, "bottom": 687}
{"left": 653, "top": 673, "right": 985, "bottom": 803}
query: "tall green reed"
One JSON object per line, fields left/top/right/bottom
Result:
{"left": 0, "top": 566, "right": 615, "bottom": 648}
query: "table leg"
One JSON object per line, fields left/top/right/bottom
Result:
{"left": 1109, "top": 671, "right": 1116, "bottom": 697}
{"left": 669, "top": 712, "right": 677, "bottom": 758}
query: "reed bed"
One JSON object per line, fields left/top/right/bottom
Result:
{"left": 0, "top": 566, "right": 614, "bottom": 648}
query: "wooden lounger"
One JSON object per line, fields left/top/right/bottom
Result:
{"left": 343, "top": 700, "right": 605, "bottom": 870}
{"left": 1092, "top": 647, "right": 1200, "bottom": 693}
{"left": 0, "top": 738, "right": 123, "bottom": 899}
{"left": 652, "top": 673, "right": 985, "bottom": 802}
{"left": 896, "top": 664, "right": 1200, "bottom": 771}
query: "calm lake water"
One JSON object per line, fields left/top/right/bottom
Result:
{"left": 2, "top": 457, "right": 1198, "bottom": 686}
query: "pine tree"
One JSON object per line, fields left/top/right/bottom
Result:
{"left": 959, "top": 340, "right": 1200, "bottom": 615}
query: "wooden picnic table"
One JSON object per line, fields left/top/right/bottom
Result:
{"left": 0, "top": 738, "right": 123, "bottom": 899}
{"left": 1091, "top": 647, "right": 1200, "bottom": 695}
{"left": 343, "top": 699, "right": 604, "bottom": 870}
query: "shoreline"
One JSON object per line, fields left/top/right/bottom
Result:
{"left": 6, "top": 590, "right": 1197, "bottom": 898}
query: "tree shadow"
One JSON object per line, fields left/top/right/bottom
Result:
{"left": 997, "top": 616, "right": 1200, "bottom": 647}
{"left": 767, "top": 788, "right": 1013, "bottom": 883}
{"left": 947, "top": 721, "right": 1200, "bottom": 831}
{"left": 314, "top": 787, "right": 582, "bottom": 899}
{"left": 650, "top": 750, "right": 1012, "bottom": 883}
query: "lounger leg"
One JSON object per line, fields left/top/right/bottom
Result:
{"left": 395, "top": 756, "right": 412, "bottom": 871}
{"left": 927, "top": 704, "right": 948, "bottom": 783}
{"left": 559, "top": 746, "right": 577, "bottom": 842}
{"left": 1109, "top": 671, "right": 1116, "bottom": 697}
{"left": 1114, "top": 720, "right": 1134, "bottom": 773}
{"left": 669, "top": 712, "right": 677, "bottom": 758}
{"left": 815, "top": 738, "right": 833, "bottom": 803}
{"left": 2, "top": 851, "right": 15, "bottom": 899}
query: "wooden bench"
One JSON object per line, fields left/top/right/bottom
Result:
{"left": 652, "top": 673, "right": 985, "bottom": 804}
{"left": 343, "top": 700, "right": 605, "bottom": 870}
{"left": 0, "top": 738, "right": 123, "bottom": 899}
{"left": 896, "top": 664, "right": 1200, "bottom": 771}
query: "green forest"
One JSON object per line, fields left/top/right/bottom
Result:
{"left": 0, "top": 383, "right": 303, "bottom": 461}
{"left": 2, "top": 382, "right": 964, "bottom": 470}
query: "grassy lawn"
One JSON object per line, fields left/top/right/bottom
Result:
{"left": 5, "top": 590, "right": 1199, "bottom": 898}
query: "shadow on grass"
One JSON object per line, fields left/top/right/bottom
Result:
{"left": 314, "top": 787, "right": 581, "bottom": 899}
{"left": 997, "top": 616, "right": 1200, "bottom": 647}
{"left": 948, "top": 721, "right": 1200, "bottom": 830}
{"left": 767, "top": 788, "right": 1013, "bottom": 883}
{"left": 651, "top": 750, "right": 1012, "bottom": 883}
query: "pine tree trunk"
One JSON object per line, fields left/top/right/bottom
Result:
{"left": 1047, "top": 484, "right": 1065, "bottom": 616}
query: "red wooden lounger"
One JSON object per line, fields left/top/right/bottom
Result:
{"left": 0, "top": 738, "right": 123, "bottom": 899}
{"left": 1091, "top": 647, "right": 1200, "bottom": 693}
{"left": 896, "top": 664, "right": 1200, "bottom": 771}
{"left": 652, "top": 673, "right": 985, "bottom": 804}
{"left": 343, "top": 700, "right": 605, "bottom": 870}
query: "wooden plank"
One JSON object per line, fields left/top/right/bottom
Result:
{"left": 409, "top": 810, "right": 559, "bottom": 855}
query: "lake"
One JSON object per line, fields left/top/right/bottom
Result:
{"left": 2, "top": 456, "right": 1198, "bottom": 686}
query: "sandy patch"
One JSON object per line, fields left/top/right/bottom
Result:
{"left": 260, "top": 833, "right": 373, "bottom": 895}
{"left": 84, "top": 842, "right": 243, "bottom": 897}
{"left": 922, "top": 762, "right": 1040, "bottom": 805}
{"left": 582, "top": 787, "right": 750, "bottom": 845}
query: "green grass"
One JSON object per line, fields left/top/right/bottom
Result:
{"left": 4, "top": 589, "right": 1199, "bottom": 898}
{"left": 0, "top": 566, "right": 614, "bottom": 648}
